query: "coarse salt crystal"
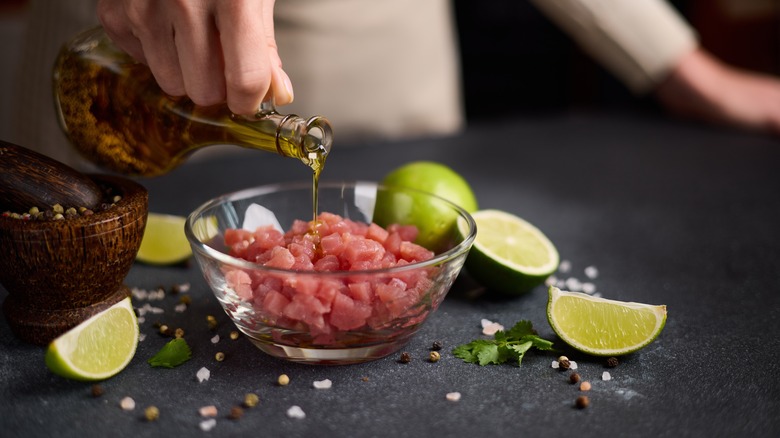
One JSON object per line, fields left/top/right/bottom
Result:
{"left": 551, "top": 360, "right": 559, "bottom": 369}
{"left": 545, "top": 275, "right": 558, "bottom": 286}
{"left": 582, "top": 282, "right": 596, "bottom": 294}
{"left": 565, "top": 277, "right": 582, "bottom": 291}
{"left": 584, "top": 266, "right": 599, "bottom": 279}
{"left": 313, "top": 379, "right": 332, "bottom": 389}
{"left": 211, "top": 335, "right": 220, "bottom": 344}
{"left": 446, "top": 392, "right": 461, "bottom": 402}
{"left": 287, "top": 405, "right": 306, "bottom": 419}
{"left": 174, "top": 303, "right": 187, "bottom": 313}
{"left": 559, "top": 260, "right": 571, "bottom": 273}
{"left": 176, "top": 282, "right": 191, "bottom": 293}
{"left": 602, "top": 371, "right": 612, "bottom": 381}
{"left": 199, "top": 405, "right": 218, "bottom": 417}
{"left": 197, "top": 367, "right": 211, "bottom": 383}
{"left": 120, "top": 396, "right": 135, "bottom": 411}
{"left": 481, "top": 319, "right": 504, "bottom": 335}
{"left": 199, "top": 419, "right": 217, "bottom": 431}
{"left": 569, "top": 361, "right": 578, "bottom": 370}
{"left": 138, "top": 333, "right": 146, "bottom": 342}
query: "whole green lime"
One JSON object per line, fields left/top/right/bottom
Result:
{"left": 374, "top": 161, "right": 478, "bottom": 251}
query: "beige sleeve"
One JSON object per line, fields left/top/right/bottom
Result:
{"left": 529, "top": 0, "right": 699, "bottom": 94}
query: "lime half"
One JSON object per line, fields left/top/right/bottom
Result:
{"left": 458, "top": 209, "right": 559, "bottom": 295}
{"left": 547, "top": 286, "right": 667, "bottom": 356}
{"left": 136, "top": 213, "right": 192, "bottom": 265}
{"left": 45, "top": 297, "right": 139, "bottom": 381}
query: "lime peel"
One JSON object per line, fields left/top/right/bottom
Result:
{"left": 546, "top": 286, "right": 667, "bottom": 356}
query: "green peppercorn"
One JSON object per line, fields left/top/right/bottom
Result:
{"left": 243, "top": 393, "right": 259, "bottom": 408}
{"left": 144, "top": 405, "right": 160, "bottom": 421}
{"left": 215, "top": 352, "right": 225, "bottom": 362}
{"left": 207, "top": 315, "right": 218, "bottom": 330}
{"left": 429, "top": 351, "right": 441, "bottom": 363}
{"left": 230, "top": 331, "right": 240, "bottom": 340}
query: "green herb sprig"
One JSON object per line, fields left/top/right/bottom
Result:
{"left": 148, "top": 338, "right": 192, "bottom": 368}
{"left": 452, "top": 320, "right": 555, "bottom": 366}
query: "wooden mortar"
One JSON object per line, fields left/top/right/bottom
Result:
{"left": 0, "top": 172, "right": 148, "bottom": 345}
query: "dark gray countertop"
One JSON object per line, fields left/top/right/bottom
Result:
{"left": 2, "top": 112, "right": 779, "bottom": 437}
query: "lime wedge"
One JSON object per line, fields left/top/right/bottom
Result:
{"left": 136, "top": 213, "right": 191, "bottom": 265}
{"left": 45, "top": 297, "right": 139, "bottom": 381}
{"left": 547, "top": 286, "right": 667, "bottom": 356}
{"left": 458, "top": 209, "right": 559, "bottom": 295}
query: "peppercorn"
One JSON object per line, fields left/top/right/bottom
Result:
{"left": 90, "top": 384, "right": 104, "bottom": 397}
{"left": 215, "top": 352, "right": 225, "bottom": 362}
{"left": 159, "top": 324, "right": 173, "bottom": 337}
{"left": 144, "top": 406, "right": 160, "bottom": 421}
{"left": 569, "top": 373, "right": 581, "bottom": 384}
{"left": 243, "top": 393, "right": 259, "bottom": 408}
{"left": 580, "top": 381, "right": 592, "bottom": 391}
{"left": 429, "top": 351, "right": 441, "bottom": 363}
{"left": 278, "top": 374, "right": 290, "bottom": 386}
{"left": 228, "top": 406, "right": 244, "bottom": 420}
{"left": 399, "top": 352, "right": 412, "bottom": 363}
{"left": 431, "top": 340, "right": 443, "bottom": 351}
{"left": 575, "top": 396, "right": 589, "bottom": 409}
{"left": 53, "top": 204, "right": 64, "bottom": 214}
{"left": 606, "top": 357, "right": 619, "bottom": 368}
{"left": 558, "top": 355, "right": 571, "bottom": 370}
{"left": 230, "top": 331, "right": 240, "bottom": 340}
{"left": 174, "top": 327, "right": 185, "bottom": 338}
{"left": 207, "top": 315, "right": 218, "bottom": 330}
{"left": 178, "top": 295, "right": 192, "bottom": 305}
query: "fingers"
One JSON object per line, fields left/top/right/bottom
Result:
{"left": 97, "top": 0, "right": 185, "bottom": 97}
{"left": 173, "top": 7, "right": 226, "bottom": 105}
{"left": 97, "top": 0, "right": 290, "bottom": 114}
{"left": 215, "top": 0, "right": 292, "bottom": 114}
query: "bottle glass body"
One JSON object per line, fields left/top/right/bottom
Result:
{"left": 53, "top": 26, "right": 332, "bottom": 177}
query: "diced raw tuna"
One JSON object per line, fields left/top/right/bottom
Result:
{"left": 222, "top": 212, "right": 438, "bottom": 346}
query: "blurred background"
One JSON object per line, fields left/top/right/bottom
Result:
{"left": 1, "top": 0, "right": 778, "bottom": 142}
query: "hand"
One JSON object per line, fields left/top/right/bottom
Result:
{"left": 97, "top": 0, "right": 293, "bottom": 115}
{"left": 656, "top": 47, "right": 780, "bottom": 136}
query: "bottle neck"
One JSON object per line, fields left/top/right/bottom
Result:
{"left": 230, "top": 102, "right": 333, "bottom": 173}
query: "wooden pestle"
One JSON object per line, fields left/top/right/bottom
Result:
{"left": 0, "top": 140, "right": 103, "bottom": 213}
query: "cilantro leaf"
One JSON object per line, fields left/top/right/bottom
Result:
{"left": 452, "top": 320, "right": 556, "bottom": 366}
{"left": 148, "top": 338, "right": 192, "bottom": 368}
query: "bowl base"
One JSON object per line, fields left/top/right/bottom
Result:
{"left": 246, "top": 336, "right": 412, "bottom": 365}
{"left": 2, "top": 285, "right": 130, "bottom": 345}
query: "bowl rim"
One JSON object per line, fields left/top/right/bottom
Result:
{"left": 185, "top": 180, "right": 477, "bottom": 275}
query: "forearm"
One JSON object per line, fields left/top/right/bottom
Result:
{"left": 529, "top": 0, "right": 698, "bottom": 94}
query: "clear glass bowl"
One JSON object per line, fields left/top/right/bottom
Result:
{"left": 185, "top": 181, "right": 476, "bottom": 365}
